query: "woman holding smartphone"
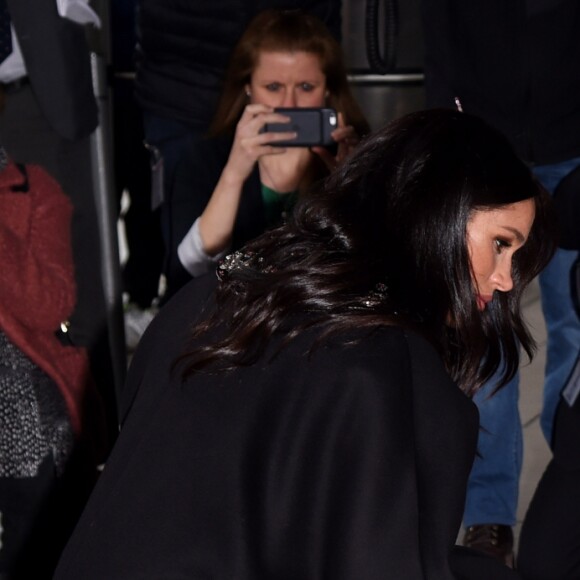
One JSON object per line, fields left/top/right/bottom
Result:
{"left": 167, "top": 9, "right": 369, "bottom": 296}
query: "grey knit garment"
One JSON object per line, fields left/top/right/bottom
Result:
{"left": 0, "top": 147, "right": 7, "bottom": 173}
{"left": 0, "top": 330, "right": 73, "bottom": 478}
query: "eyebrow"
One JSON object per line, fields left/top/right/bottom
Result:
{"left": 501, "top": 225, "right": 526, "bottom": 243}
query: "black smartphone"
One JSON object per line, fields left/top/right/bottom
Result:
{"left": 261, "top": 107, "right": 338, "bottom": 147}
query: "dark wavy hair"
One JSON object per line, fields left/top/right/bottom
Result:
{"left": 182, "top": 109, "right": 557, "bottom": 395}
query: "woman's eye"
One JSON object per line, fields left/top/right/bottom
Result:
{"left": 300, "top": 83, "right": 314, "bottom": 92}
{"left": 494, "top": 238, "right": 511, "bottom": 253}
{"left": 266, "top": 83, "right": 281, "bottom": 92}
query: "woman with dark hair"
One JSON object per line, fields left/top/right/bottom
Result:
{"left": 55, "top": 109, "right": 556, "bottom": 579}
{"left": 169, "top": 9, "right": 369, "bottom": 295}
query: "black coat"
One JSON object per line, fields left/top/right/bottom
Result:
{"left": 7, "top": 0, "right": 98, "bottom": 140}
{"left": 166, "top": 136, "right": 268, "bottom": 295}
{"left": 553, "top": 164, "right": 580, "bottom": 250}
{"left": 54, "top": 275, "right": 517, "bottom": 579}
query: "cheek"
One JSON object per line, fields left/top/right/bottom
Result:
{"left": 475, "top": 259, "right": 498, "bottom": 290}
{"left": 469, "top": 243, "right": 495, "bottom": 285}
{"left": 251, "top": 88, "right": 278, "bottom": 107}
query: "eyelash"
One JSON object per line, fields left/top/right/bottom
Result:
{"left": 495, "top": 238, "right": 512, "bottom": 253}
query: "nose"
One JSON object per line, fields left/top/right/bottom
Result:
{"left": 491, "top": 261, "right": 514, "bottom": 293}
{"left": 281, "top": 90, "right": 297, "bottom": 108}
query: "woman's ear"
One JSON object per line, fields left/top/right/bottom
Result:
{"left": 245, "top": 85, "right": 252, "bottom": 99}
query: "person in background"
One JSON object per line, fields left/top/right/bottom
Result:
{"left": 111, "top": 0, "right": 164, "bottom": 349}
{"left": 175, "top": 9, "right": 369, "bottom": 283}
{"left": 135, "top": 0, "right": 343, "bottom": 301}
{"left": 0, "top": 149, "right": 106, "bottom": 579}
{"left": 517, "top": 165, "right": 580, "bottom": 580}
{"left": 54, "top": 109, "right": 555, "bottom": 579}
{"left": 420, "top": 0, "right": 580, "bottom": 565}
{"left": 0, "top": 0, "right": 119, "bottom": 446}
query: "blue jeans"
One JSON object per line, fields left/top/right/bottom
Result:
{"left": 464, "top": 157, "right": 580, "bottom": 527}
{"left": 464, "top": 372, "right": 522, "bottom": 527}
{"left": 534, "top": 159, "right": 580, "bottom": 443}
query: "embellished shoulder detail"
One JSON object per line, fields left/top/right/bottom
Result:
{"left": 216, "top": 250, "right": 266, "bottom": 281}
{"left": 356, "top": 282, "right": 389, "bottom": 310}
{"left": 217, "top": 250, "right": 391, "bottom": 311}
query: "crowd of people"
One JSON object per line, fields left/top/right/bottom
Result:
{"left": 0, "top": 1, "right": 578, "bottom": 579}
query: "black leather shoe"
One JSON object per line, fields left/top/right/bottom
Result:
{"left": 463, "top": 524, "right": 514, "bottom": 568}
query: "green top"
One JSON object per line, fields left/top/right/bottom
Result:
{"left": 261, "top": 183, "right": 298, "bottom": 226}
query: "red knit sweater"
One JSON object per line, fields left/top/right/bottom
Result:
{"left": 0, "top": 160, "right": 100, "bottom": 437}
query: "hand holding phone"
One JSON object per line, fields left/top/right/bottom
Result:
{"left": 260, "top": 107, "right": 338, "bottom": 147}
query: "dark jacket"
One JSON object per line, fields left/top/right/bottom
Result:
{"left": 174, "top": 135, "right": 268, "bottom": 254}
{"left": 7, "top": 0, "right": 98, "bottom": 140}
{"left": 421, "top": 0, "right": 580, "bottom": 165}
{"left": 135, "top": 0, "right": 342, "bottom": 128}
{"left": 54, "top": 273, "right": 517, "bottom": 579}
{"left": 167, "top": 135, "right": 274, "bottom": 297}
{"left": 553, "top": 164, "right": 580, "bottom": 250}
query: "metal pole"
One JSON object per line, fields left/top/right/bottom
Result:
{"left": 90, "top": 51, "right": 127, "bottom": 422}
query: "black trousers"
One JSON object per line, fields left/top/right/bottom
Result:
{"left": 0, "top": 451, "right": 98, "bottom": 580}
{"left": 113, "top": 81, "right": 163, "bottom": 308}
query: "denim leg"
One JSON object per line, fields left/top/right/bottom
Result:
{"left": 463, "top": 372, "right": 522, "bottom": 527}
{"left": 533, "top": 158, "right": 580, "bottom": 445}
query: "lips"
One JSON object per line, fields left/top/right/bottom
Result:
{"left": 476, "top": 294, "right": 494, "bottom": 310}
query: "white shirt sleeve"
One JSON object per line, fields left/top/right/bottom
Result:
{"left": 177, "top": 217, "right": 230, "bottom": 277}
{"left": 0, "top": 28, "right": 26, "bottom": 83}
{"left": 56, "top": 0, "right": 102, "bottom": 28}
